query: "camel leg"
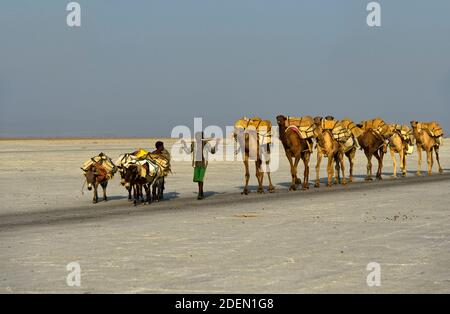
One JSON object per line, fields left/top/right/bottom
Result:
{"left": 284, "top": 152, "right": 295, "bottom": 191}
{"left": 364, "top": 150, "right": 373, "bottom": 181}
{"left": 390, "top": 147, "right": 397, "bottom": 178}
{"left": 326, "top": 154, "right": 333, "bottom": 187}
{"left": 416, "top": 145, "right": 422, "bottom": 176}
{"left": 301, "top": 152, "right": 310, "bottom": 190}
{"left": 265, "top": 160, "right": 275, "bottom": 192}
{"left": 435, "top": 146, "right": 443, "bottom": 174}
{"left": 348, "top": 148, "right": 356, "bottom": 183}
{"left": 374, "top": 150, "right": 383, "bottom": 180}
{"left": 255, "top": 159, "right": 264, "bottom": 194}
{"left": 333, "top": 155, "right": 341, "bottom": 184}
{"left": 242, "top": 157, "right": 250, "bottom": 195}
{"left": 315, "top": 150, "right": 322, "bottom": 188}
{"left": 333, "top": 155, "right": 340, "bottom": 185}
{"left": 338, "top": 152, "right": 346, "bottom": 185}
{"left": 294, "top": 159, "right": 302, "bottom": 185}
{"left": 400, "top": 148, "right": 406, "bottom": 177}
{"left": 291, "top": 155, "right": 301, "bottom": 191}
{"left": 427, "top": 149, "right": 433, "bottom": 176}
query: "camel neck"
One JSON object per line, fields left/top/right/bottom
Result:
{"left": 278, "top": 123, "right": 288, "bottom": 146}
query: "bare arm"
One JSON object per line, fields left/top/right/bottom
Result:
{"left": 181, "top": 140, "right": 193, "bottom": 154}
{"left": 208, "top": 139, "right": 221, "bottom": 154}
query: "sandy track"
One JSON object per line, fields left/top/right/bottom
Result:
{"left": 1, "top": 172, "right": 449, "bottom": 231}
{"left": 1, "top": 139, "right": 449, "bottom": 293}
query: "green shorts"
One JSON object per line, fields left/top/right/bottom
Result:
{"left": 193, "top": 166, "right": 206, "bottom": 182}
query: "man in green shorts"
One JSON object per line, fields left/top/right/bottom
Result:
{"left": 181, "top": 132, "right": 220, "bottom": 200}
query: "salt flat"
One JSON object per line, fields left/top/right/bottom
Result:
{"left": 0, "top": 138, "right": 449, "bottom": 293}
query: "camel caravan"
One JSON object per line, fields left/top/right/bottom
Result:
{"left": 81, "top": 116, "right": 445, "bottom": 204}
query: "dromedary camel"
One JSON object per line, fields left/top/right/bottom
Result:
{"left": 234, "top": 119, "right": 275, "bottom": 194}
{"left": 313, "top": 116, "right": 346, "bottom": 187}
{"left": 276, "top": 115, "right": 313, "bottom": 190}
{"left": 387, "top": 125, "right": 414, "bottom": 177}
{"left": 337, "top": 118, "right": 361, "bottom": 184}
{"left": 356, "top": 120, "right": 392, "bottom": 181}
{"left": 410, "top": 121, "right": 443, "bottom": 175}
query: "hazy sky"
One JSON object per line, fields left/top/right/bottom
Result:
{"left": 1, "top": 0, "right": 449, "bottom": 137}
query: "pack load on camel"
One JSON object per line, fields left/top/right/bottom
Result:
{"left": 81, "top": 152, "right": 117, "bottom": 179}
{"left": 415, "top": 122, "right": 444, "bottom": 145}
{"left": 390, "top": 124, "right": 412, "bottom": 140}
{"left": 360, "top": 118, "right": 390, "bottom": 137}
{"left": 390, "top": 124, "right": 414, "bottom": 154}
{"left": 234, "top": 116, "right": 272, "bottom": 145}
{"left": 320, "top": 116, "right": 353, "bottom": 144}
{"left": 341, "top": 118, "right": 364, "bottom": 138}
{"left": 283, "top": 116, "right": 316, "bottom": 139}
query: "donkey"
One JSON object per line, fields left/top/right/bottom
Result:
{"left": 120, "top": 164, "right": 151, "bottom": 206}
{"left": 84, "top": 163, "right": 109, "bottom": 203}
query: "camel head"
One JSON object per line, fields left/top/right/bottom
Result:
{"left": 276, "top": 115, "right": 287, "bottom": 127}
{"left": 311, "top": 116, "right": 324, "bottom": 141}
{"left": 410, "top": 120, "right": 418, "bottom": 129}
{"left": 380, "top": 124, "right": 394, "bottom": 139}
{"left": 313, "top": 116, "right": 323, "bottom": 126}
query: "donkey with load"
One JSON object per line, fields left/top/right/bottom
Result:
{"left": 81, "top": 153, "right": 117, "bottom": 203}
{"left": 116, "top": 149, "right": 171, "bottom": 205}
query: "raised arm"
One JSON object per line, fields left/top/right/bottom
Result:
{"left": 208, "top": 139, "right": 221, "bottom": 154}
{"left": 181, "top": 139, "right": 193, "bottom": 154}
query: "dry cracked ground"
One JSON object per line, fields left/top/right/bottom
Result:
{"left": 0, "top": 138, "right": 449, "bottom": 293}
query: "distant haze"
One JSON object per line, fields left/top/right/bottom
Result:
{"left": 1, "top": 1, "right": 449, "bottom": 137}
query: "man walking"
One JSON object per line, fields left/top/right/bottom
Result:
{"left": 181, "top": 132, "right": 220, "bottom": 200}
